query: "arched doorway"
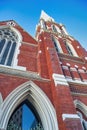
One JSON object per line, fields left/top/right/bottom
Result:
{"left": 0, "top": 81, "right": 58, "bottom": 130}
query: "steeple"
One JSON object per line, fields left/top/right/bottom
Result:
{"left": 40, "top": 10, "right": 54, "bottom": 22}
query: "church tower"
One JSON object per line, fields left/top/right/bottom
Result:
{"left": 35, "top": 11, "right": 87, "bottom": 130}
{"left": 0, "top": 11, "right": 87, "bottom": 130}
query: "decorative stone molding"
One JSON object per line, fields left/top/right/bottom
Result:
{"left": 70, "top": 67, "right": 77, "bottom": 71}
{"left": 82, "top": 66, "right": 86, "bottom": 70}
{"left": 62, "top": 65, "right": 68, "bottom": 70}
{"left": 0, "top": 26, "right": 22, "bottom": 67}
{"left": 0, "top": 65, "right": 50, "bottom": 82}
{"left": 78, "top": 69, "right": 85, "bottom": 73}
{"left": 62, "top": 114, "right": 80, "bottom": 121}
{"left": 66, "top": 63, "right": 70, "bottom": 66}
{"left": 75, "top": 65, "right": 78, "bottom": 68}
{"left": 85, "top": 57, "right": 87, "bottom": 60}
{"left": 61, "top": 25, "right": 68, "bottom": 35}
{"left": 22, "top": 41, "right": 38, "bottom": 47}
{"left": 74, "top": 100, "right": 87, "bottom": 117}
{"left": 0, "top": 81, "right": 58, "bottom": 130}
{"left": 66, "top": 40, "right": 78, "bottom": 57}
{"left": 68, "top": 36, "right": 74, "bottom": 41}
{"left": 66, "top": 77, "right": 87, "bottom": 85}
{"left": 7, "top": 21, "right": 16, "bottom": 26}
{"left": 52, "top": 73, "right": 68, "bottom": 86}
{"left": 72, "top": 92, "right": 87, "bottom": 96}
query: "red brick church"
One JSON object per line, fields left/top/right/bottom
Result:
{"left": 0, "top": 11, "right": 87, "bottom": 130}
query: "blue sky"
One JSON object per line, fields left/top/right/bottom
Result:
{"left": 0, "top": 0, "right": 87, "bottom": 129}
{"left": 23, "top": 104, "right": 35, "bottom": 130}
{"left": 0, "top": 0, "right": 87, "bottom": 50}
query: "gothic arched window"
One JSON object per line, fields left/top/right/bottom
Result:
{"left": 7, "top": 100, "right": 43, "bottom": 130}
{"left": 52, "top": 25, "right": 61, "bottom": 33}
{"left": 64, "top": 40, "right": 78, "bottom": 57}
{"left": 0, "top": 28, "right": 18, "bottom": 66}
{"left": 52, "top": 25, "right": 57, "bottom": 33}
{"left": 65, "top": 41, "right": 73, "bottom": 56}
{"left": 40, "top": 19, "right": 47, "bottom": 30}
{"left": 52, "top": 36, "right": 63, "bottom": 53}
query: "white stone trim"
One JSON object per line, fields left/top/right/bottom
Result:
{"left": 52, "top": 73, "right": 68, "bottom": 86}
{"left": 65, "top": 76, "right": 72, "bottom": 79}
{"left": 68, "top": 36, "right": 74, "bottom": 41}
{"left": 0, "top": 81, "right": 58, "bottom": 130}
{"left": 82, "top": 66, "right": 86, "bottom": 70}
{"left": 75, "top": 65, "right": 78, "bottom": 68}
{"left": 71, "top": 92, "right": 87, "bottom": 97}
{"left": 10, "top": 27, "right": 22, "bottom": 67}
{"left": 85, "top": 57, "right": 87, "bottom": 60}
{"left": 62, "top": 114, "right": 80, "bottom": 120}
{"left": 22, "top": 41, "right": 38, "bottom": 47}
{"left": 74, "top": 100, "right": 87, "bottom": 117}
{"left": 62, "top": 65, "right": 68, "bottom": 70}
{"left": 13, "top": 65, "right": 26, "bottom": 71}
{"left": 66, "top": 40, "right": 78, "bottom": 57}
{"left": 70, "top": 67, "right": 77, "bottom": 71}
{"left": 78, "top": 69, "right": 85, "bottom": 73}
{"left": 66, "top": 77, "right": 87, "bottom": 85}
{"left": 52, "top": 36, "right": 63, "bottom": 53}
{"left": 0, "top": 25, "right": 25, "bottom": 70}
{"left": 10, "top": 26, "right": 22, "bottom": 43}
{"left": 66, "top": 63, "right": 70, "bottom": 66}
{"left": 0, "top": 64, "right": 26, "bottom": 71}
{"left": 7, "top": 21, "right": 16, "bottom": 26}
{"left": 61, "top": 25, "right": 68, "bottom": 35}
{"left": 56, "top": 38, "right": 63, "bottom": 53}
{"left": 0, "top": 65, "right": 50, "bottom": 81}
{"left": 54, "top": 25, "right": 61, "bottom": 33}
{"left": 72, "top": 92, "right": 87, "bottom": 96}
{"left": 40, "top": 19, "right": 45, "bottom": 29}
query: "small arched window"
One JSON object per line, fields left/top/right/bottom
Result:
{"left": 65, "top": 41, "right": 73, "bottom": 56}
{"left": 64, "top": 40, "right": 78, "bottom": 57}
{"left": 52, "top": 36, "right": 63, "bottom": 53}
{"left": 52, "top": 25, "right": 61, "bottom": 33}
{"left": 0, "top": 28, "right": 18, "bottom": 66}
{"left": 52, "top": 25, "right": 57, "bottom": 33}
{"left": 40, "top": 19, "right": 47, "bottom": 30}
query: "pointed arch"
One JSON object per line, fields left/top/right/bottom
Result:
{"left": 74, "top": 100, "right": 87, "bottom": 129}
{"left": 74, "top": 100, "right": 87, "bottom": 117}
{"left": 0, "top": 81, "right": 58, "bottom": 130}
{"left": 0, "top": 26, "right": 22, "bottom": 67}
{"left": 65, "top": 40, "right": 78, "bottom": 57}
{"left": 52, "top": 36, "right": 63, "bottom": 53}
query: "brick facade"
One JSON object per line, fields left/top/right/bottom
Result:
{"left": 0, "top": 11, "right": 87, "bottom": 130}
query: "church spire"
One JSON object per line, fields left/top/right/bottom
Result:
{"left": 40, "top": 10, "right": 54, "bottom": 22}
